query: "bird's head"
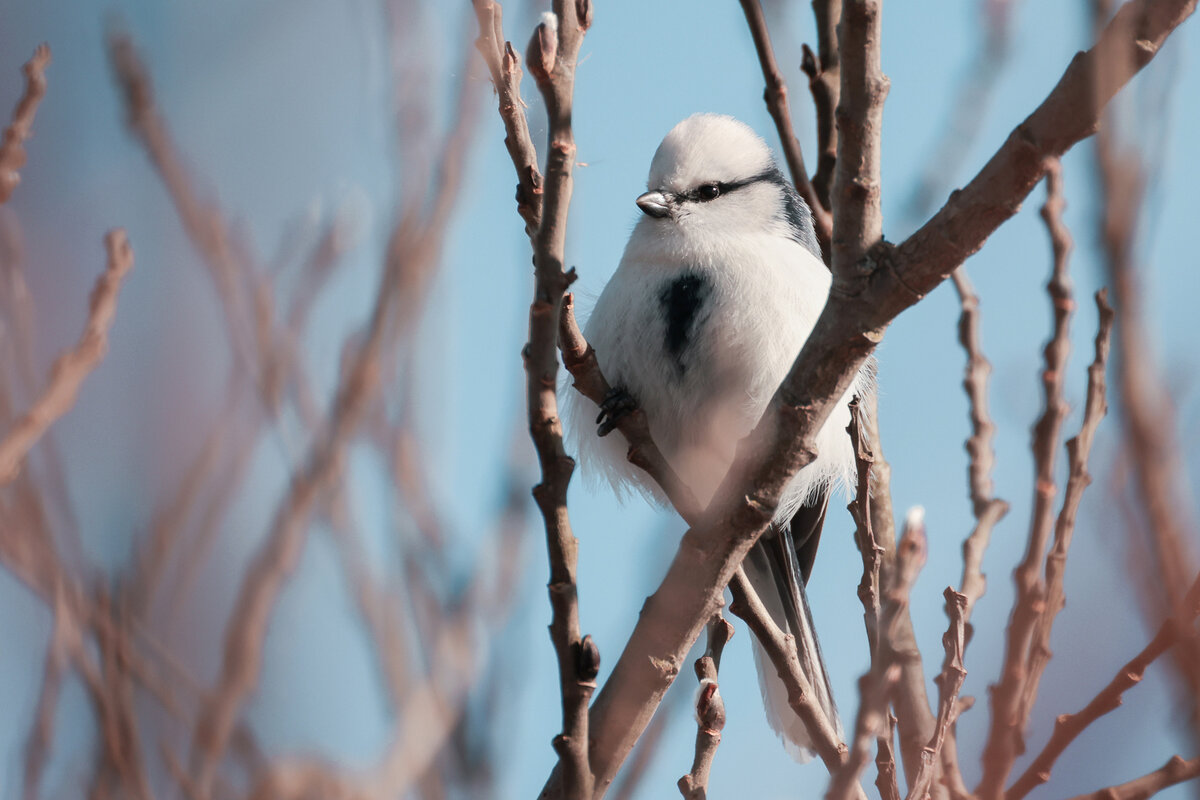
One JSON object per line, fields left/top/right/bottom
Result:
{"left": 635, "top": 113, "right": 818, "bottom": 254}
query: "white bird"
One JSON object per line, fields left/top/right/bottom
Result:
{"left": 564, "top": 113, "right": 872, "bottom": 760}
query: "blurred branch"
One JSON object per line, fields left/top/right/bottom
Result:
{"left": 979, "top": 158, "right": 1077, "bottom": 799}
{"left": 738, "top": 0, "right": 832, "bottom": 256}
{"left": 1065, "top": 755, "right": 1200, "bottom": 800}
{"left": 1091, "top": 0, "right": 1200, "bottom": 704}
{"left": 0, "top": 44, "right": 50, "bottom": 204}
{"left": 1018, "top": 290, "right": 1115, "bottom": 732}
{"left": 1008, "top": 424, "right": 1182, "bottom": 800}
{"left": 905, "top": 1, "right": 1018, "bottom": 220}
{"left": 950, "top": 266, "right": 1010, "bottom": 626}
{"left": 0, "top": 230, "right": 133, "bottom": 483}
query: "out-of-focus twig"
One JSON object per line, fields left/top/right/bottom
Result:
{"left": 979, "top": 159, "right": 1076, "bottom": 800}
{"left": 1008, "top": 571, "right": 1200, "bottom": 798}
{"left": 0, "top": 230, "right": 133, "bottom": 483}
{"left": 950, "top": 266, "right": 1011, "bottom": 627}
{"left": 0, "top": 44, "right": 51, "bottom": 204}
{"left": 1018, "top": 290, "right": 1115, "bottom": 731}
{"left": 738, "top": 0, "right": 832, "bottom": 257}
{"left": 678, "top": 612, "right": 733, "bottom": 800}
{"left": 1064, "top": 755, "right": 1200, "bottom": 800}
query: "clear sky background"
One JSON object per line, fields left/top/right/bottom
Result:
{"left": 0, "top": 1, "right": 1197, "bottom": 798}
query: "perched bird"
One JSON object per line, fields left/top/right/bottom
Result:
{"left": 564, "top": 113, "right": 872, "bottom": 760}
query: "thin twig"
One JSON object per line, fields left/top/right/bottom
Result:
{"left": 1064, "top": 755, "right": 1200, "bottom": 800}
{"left": 1018, "top": 290, "right": 1114, "bottom": 734}
{"left": 678, "top": 612, "right": 733, "bottom": 800}
{"left": 804, "top": 0, "right": 841, "bottom": 208}
{"left": 907, "top": 589, "right": 969, "bottom": 800}
{"left": 0, "top": 44, "right": 51, "bottom": 204}
{"left": 738, "top": 0, "right": 831, "bottom": 256}
{"left": 950, "top": 267, "right": 1011, "bottom": 626}
{"left": 1006, "top": 572, "right": 1200, "bottom": 800}
{"left": 0, "top": 230, "right": 133, "bottom": 483}
{"left": 979, "top": 159, "right": 1076, "bottom": 800}
{"left": 728, "top": 567, "right": 857, "bottom": 786}
{"left": 474, "top": 2, "right": 596, "bottom": 795}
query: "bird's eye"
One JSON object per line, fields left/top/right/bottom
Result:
{"left": 697, "top": 184, "right": 720, "bottom": 201}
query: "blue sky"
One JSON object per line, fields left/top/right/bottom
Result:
{"left": 0, "top": 1, "right": 1196, "bottom": 798}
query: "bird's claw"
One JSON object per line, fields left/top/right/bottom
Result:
{"left": 596, "top": 387, "right": 637, "bottom": 437}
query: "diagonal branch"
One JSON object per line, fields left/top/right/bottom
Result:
{"left": 0, "top": 230, "right": 134, "bottom": 484}
{"left": 1007, "top": 570, "right": 1200, "bottom": 800}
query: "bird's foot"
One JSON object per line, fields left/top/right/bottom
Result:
{"left": 596, "top": 387, "right": 637, "bottom": 437}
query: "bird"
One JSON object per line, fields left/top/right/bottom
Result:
{"left": 563, "top": 113, "right": 873, "bottom": 761}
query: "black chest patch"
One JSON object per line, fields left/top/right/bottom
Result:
{"left": 659, "top": 273, "right": 709, "bottom": 374}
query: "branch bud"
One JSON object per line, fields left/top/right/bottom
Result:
{"left": 577, "top": 634, "right": 600, "bottom": 683}
{"left": 576, "top": 0, "right": 594, "bottom": 30}
{"left": 526, "top": 12, "right": 558, "bottom": 83}
{"left": 693, "top": 678, "right": 725, "bottom": 733}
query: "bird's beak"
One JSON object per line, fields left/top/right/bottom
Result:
{"left": 636, "top": 191, "right": 671, "bottom": 219}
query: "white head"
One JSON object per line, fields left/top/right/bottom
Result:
{"left": 635, "top": 113, "right": 820, "bottom": 256}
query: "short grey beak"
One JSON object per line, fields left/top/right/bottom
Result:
{"left": 636, "top": 191, "right": 671, "bottom": 219}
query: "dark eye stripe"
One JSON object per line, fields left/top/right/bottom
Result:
{"left": 676, "top": 168, "right": 777, "bottom": 203}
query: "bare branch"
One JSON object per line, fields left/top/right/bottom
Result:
{"left": 950, "top": 267, "right": 1011, "bottom": 625}
{"left": 805, "top": 0, "right": 842, "bottom": 207}
{"left": 1065, "top": 755, "right": 1200, "bottom": 800}
{"left": 906, "top": 589, "right": 968, "bottom": 800}
{"left": 831, "top": 0, "right": 887, "bottom": 278}
{"left": 1007, "top": 571, "right": 1200, "bottom": 800}
{"left": 738, "top": 0, "right": 832, "bottom": 256}
{"left": 1018, "top": 290, "right": 1115, "bottom": 735}
{"left": 0, "top": 44, "right": 50, "bottom": 204}
{"left": 0, "top": 230, "right": 133, "bottom": 484}
{"left": 978, "top": 158, "right": 1077, "bottom": 799}
{"left": 728, "top": 567, "right": 856, "bottom": 784}
{"left": 678, "top": 612, "right": 733, "bottom": 800}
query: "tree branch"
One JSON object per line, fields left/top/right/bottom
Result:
{"left": 0, "top": 230, "right": 134, "bottom": 484}
{"left": 677, "top": 612, "right": 733, "bottom": 800}
{"left": 738, "top": 0, "right": 832, "bottom": 255}
{"left": 1006, "top": 571, "right": 1200, "bottom": 800}
{"left": 1065, "top": 755, "right": 1200, "bottom": 800}
{"left": 0, "top": 44, "right": 50, "bottom": 204}
{"left": 1018, "top": 290, "right": 1115, "bottom": 736}
{"left": 979, "top": 157, "right": 1077, "bottom": 799}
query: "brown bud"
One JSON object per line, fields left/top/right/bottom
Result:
{"left": 526, "top": 13, "right": 558, "bottom": 83}
{"left": 576, "top": 0, "right": 594, "bottom": 30}
{"left": 577, "top": 634, "right": 600, "bottom": 682}
{"left": 694, "top": 679, "right": 725, "bottom": 733}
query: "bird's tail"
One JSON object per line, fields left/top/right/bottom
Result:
{"left": 743, "top": 525, "right": 842, "bottom": 762}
